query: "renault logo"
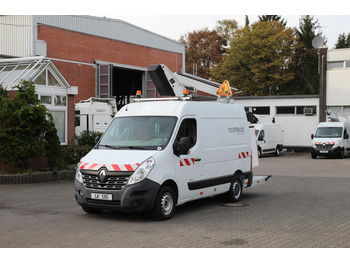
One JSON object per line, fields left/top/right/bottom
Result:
{"left": 98, "top": 169, "right": 107, "bottom": 182}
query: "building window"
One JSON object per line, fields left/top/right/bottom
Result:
{"left": 252, "top": 106, "right": 270, "bottom": 115}
{"left": 328, "top": 61, "right": 344, "bottom": 69}
{"left": 276, "top": 106, "right": 295, "bottom": 114}
{"left": 54, "top": 95, "right": 66, "bottom": 106}
{"left": 346, "top": 61, "right": 350, "bottom": 68}
{"left": 50, "top": 111, "right": 66, "bottom": 143}
{"left": 276, "top": 106, "right": 317, "bottom": 115}
{"left": 38, "top": 94, "right": 67, "bottom": 144}
{"left": 34, "top": 69, "right": 62, "bottom": 87}
{"left": 40, "top": 96, "right": 52, "bottom": 105}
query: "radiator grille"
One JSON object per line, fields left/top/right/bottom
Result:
{"left": 82, "top": 172, "right": 132, "bottom": 191}
{"left": 315, "top": 144, "right": 334, "bottom": 150}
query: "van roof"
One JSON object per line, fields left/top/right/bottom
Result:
{"left": 117, "top": 101, "right": 246, "bottom": 119}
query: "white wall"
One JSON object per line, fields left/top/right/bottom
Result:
{"left": 235, "top": 96, "right": 319, "bottom": 147}
{"left": 0, "top": 15, "right": 33, "bottom": 57}
{"left": 327, "top": 48, "right": 350, "bottom": 110}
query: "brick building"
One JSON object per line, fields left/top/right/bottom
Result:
{"left": 0, "top": 15, "right": 185, "bottom": 144}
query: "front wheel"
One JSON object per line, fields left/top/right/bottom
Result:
{"left": 151, "top": 186, "right": 176, "bottom": 220}
{"left": 225, "top": 176, "right": 243, "bottom": 202}
{"left": 274, "top": 146, "right": 280, "bottom": 156}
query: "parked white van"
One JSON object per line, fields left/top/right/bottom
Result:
{"left": 252, "top": 123, "right": 284, "bottom": 157}
{"left": 75, "top": 97, "right": 117, "bottom": 136}
{"left": 311, "top": 121, "right": 350, "bottom": 159}
{"left": 75, "top": 99, "right": 270, "bottom": 220}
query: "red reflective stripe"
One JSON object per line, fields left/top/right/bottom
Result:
{"left": 111, "top": 164, "right": 121, "bottom": 171}
{"left": 184, "top": 159, "right": 191, "bottom": 166}
{"left": 191, "top": 158, "right": 195, "bottom": 164}
{"left": 80, "top": 163, "right": 88, "bottom": 169}
{"left": 180, "top": 160, "right": 184, "bottom": 166}
{"left": 125, "top": 164, "right": 134, "bottom": 171}
{"left": 239, "top": 154, "right": 242, "bottom": 159}
{"left": 88, "top": 163, "right": 98, "bottom": 170}
{"left": 242, "top": 152, "right": 246, "bottom": 158}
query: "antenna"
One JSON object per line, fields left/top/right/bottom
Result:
{"left": 312, "top": 35, "right": 325, "bottom": 49}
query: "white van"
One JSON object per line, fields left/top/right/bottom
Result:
{"left": 311, "top": 121, "right": 350, "bottom": 159}
{"left": 252, "top": 123, "right": 283, "bottom": 157}
{"left": 75, "top": 99, "right": 269, "bottom": 220}
{"left": 75, "top": 97, "right": 117, "bottom": 136}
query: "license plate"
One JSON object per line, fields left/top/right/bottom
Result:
{"left": 320, "top": 151, "right": 328, "bottom": 153}
{"left": 91, "top": 193, "right": 112, "bottom": 201}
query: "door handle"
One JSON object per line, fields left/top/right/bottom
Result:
{"left": 194, "top": 158, "right": 201, "bottom": 162}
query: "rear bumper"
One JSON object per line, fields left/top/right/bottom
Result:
{"left": 75, "top": 178, "right": 160, "bottom": 213}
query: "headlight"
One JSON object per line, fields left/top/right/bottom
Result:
{"left": 75, "top": 165, "right": 83, "bottom": 183}
{"left": 128, "top": 158, "right": 155, "bottom": 185}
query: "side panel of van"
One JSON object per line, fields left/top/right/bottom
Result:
{"left": 174, "top": 115, "right": 251, "bottom": 205}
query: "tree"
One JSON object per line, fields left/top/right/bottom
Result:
{"left": 258, "top": 15, "right": 287, "bottom": 26}
{"left": 0, "top": 81, "right": 62, "bottom": 169}
{"left": 179, "top": 28, "right": 227, "bottom": 79}
{"left": 211, "top": 20, "right": 297, "bottom": 96}
{"left": 292, "top": 15, "right": 323, "bottom": 94}
{"left": 334, "top": 33, "right": 350, "bottom": 48}
{"left": 215, "top": 19, "right": 238, "bottom": 46}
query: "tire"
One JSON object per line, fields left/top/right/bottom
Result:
{"left": 151, "top": 186, "right": 176, "bottom": 220}
{"left": 339, "top": 148, "right": 345, "bottom": 159}
{"left": 311, "top": 153, "right": 317, "bottom": 159}
{"left": 81, "top": 206, "right": 102, "bottom": 214}
{"left": 225, "top": 176, "right": 243, "bottom": 203}
{"left": 274, "top": 147, "right": 280, "bottom": 156}
{"left": 258, "top": 147, "right": 262, "bottom": 158}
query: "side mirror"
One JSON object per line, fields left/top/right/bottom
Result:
{"left": 94, "top": 136, "right": 100, "bottom": 145}
{"left": 311, "top": 134, "right": 314, "bottom": 139}
{"left": 173, "top": 137, "right": 191, "bottom": 156}
{"left": 345, "top": 134, "right": 349, "bottom": 139}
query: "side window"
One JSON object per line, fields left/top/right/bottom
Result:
{"left": 176, "top": 118, "right": 197, "bottom": 147}
{"left": 258, "top": 130, "right": 265, "bottom": 141}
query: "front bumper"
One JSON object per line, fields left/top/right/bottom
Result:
{"left": 75, "top": 178, "right": 160, "bottom": 213}
{"left": 311, "top": 146, "right": 343, "bottom": 157}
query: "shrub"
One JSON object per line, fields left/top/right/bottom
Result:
{"left": 61, "top": 130, "right": 102, "bottom": 165}
{"left": 0, "top": 81, "right": 62, "bottom": 169}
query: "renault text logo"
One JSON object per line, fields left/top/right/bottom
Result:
{"left": 98, "top": 169, "right": 107, "bottom": 182}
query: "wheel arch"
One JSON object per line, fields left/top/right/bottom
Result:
{"left": 160, "top": 179, "right": 179, "bottom": 204}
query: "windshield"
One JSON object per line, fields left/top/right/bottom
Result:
{"left": 98, "top": 116, "right": 177, "bottom": 150}
{"left": 315, "top": 127, "right": 343, "bottom": 138}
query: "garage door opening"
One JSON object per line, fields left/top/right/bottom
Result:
{"left": 112, "top": 67, "right": 142, "bottom": 110}
{"left": 98, "top": 64, "right": 146, "bottom": 110}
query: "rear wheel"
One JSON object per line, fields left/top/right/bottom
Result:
{"left": 225, "top": 176, "right": 243, "bottom": 202}
{"left": 151, "top": 186, "right": 176, "bottom": 220}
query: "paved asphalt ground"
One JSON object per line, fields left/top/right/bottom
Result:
{"left": 1, "top": 152, "right": 350, "bottom": 248}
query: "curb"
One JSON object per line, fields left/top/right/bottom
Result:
{"left": 0, "top": 170, "right": 75, "bottom": 184}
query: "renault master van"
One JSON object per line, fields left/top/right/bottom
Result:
{"left": 75, "top": 99, "right": 268, "bottom": 220}
{"left": 252, "top": 123, "right": 283, "bottom": 157}
{"left": 311, "top": 121, "right": 350, "bottom": 159}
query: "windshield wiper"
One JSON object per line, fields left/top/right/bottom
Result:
{"left": 98, "top": 145, "right": 148, "bottom": 150}
{"left": 98, "top": 144, "right": 120, "bottom": 150}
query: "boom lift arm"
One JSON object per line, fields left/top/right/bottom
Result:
{"left": 148, "top": 64, "right": 238, "bottom": 97}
